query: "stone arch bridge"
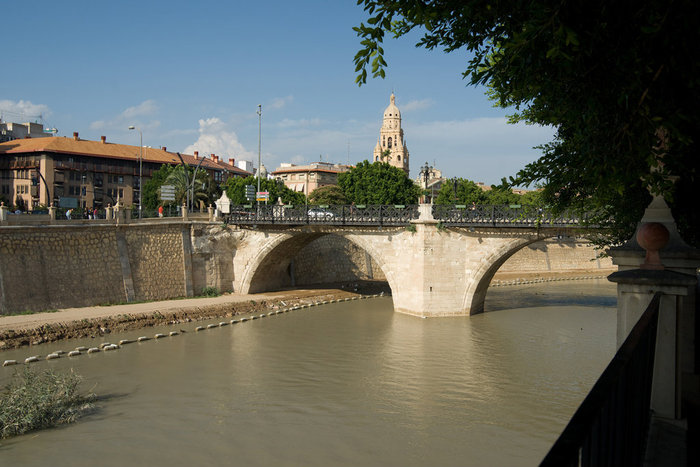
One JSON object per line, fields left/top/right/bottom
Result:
{"left": 196, "top": 205, "right": 591, "bottom": 317}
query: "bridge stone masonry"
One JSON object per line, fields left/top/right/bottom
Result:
{"left": 0, "top": 204, "right": 607, "bottom": 317}
{"left": 196, "top": 205, "right": 595, "bottom": 317}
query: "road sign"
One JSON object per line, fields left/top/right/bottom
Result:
{"left": 160, "top": 185, "right": 176, "bottom": 201}
{"left": 245, "top": 185, "right": 256, "bottom": 201}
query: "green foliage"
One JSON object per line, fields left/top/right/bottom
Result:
{"left": 165, "top": 165, "right": 211, "bottom": 207}
{"left": 435, "top": 178, "right": 487, "bottom": 205}
{"left": 0, "top": 367, "right": 95, "bottom": 439}
{"left": 200, "top": 286, "right": 220, "bottom": 297}
{"left": 484, "top": 181, "right": 520, "bottom": 206}
{"left": 142, "top": 164, "right": 175, "bottom": 210}
{"left": 224, "top": 176, "right": 306, "bottom": 205}
{"left": 338, "top": 160, "right": 421, "bottom": 205}
{"left": 354, "top": 1, "right": 700, "bottom": 247}
{"left": 308, "top": 185, "right": 348, "bottom": 205}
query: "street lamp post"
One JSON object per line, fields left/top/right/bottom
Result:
{"left": 421, "top": 162, "right": 430, "bottom": 204}
{"left": 257, "top": 104, "right": 262, "bottom": 207}
{"left": 128, "top": 126, "right": 143, "bottom": 218}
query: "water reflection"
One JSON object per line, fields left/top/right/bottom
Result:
{"left": 0, "top": 280, "right": 617, "bottom": 467}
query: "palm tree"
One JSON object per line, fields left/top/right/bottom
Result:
{"left": 165, "top": 165, "right": 209, "bottom": 209}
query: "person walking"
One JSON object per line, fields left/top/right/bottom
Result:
{"left": 66, "top": 208, "right": 72, "bottom": 220}
{"left": 158, "top": 205, "right": 164, "bottom": 218}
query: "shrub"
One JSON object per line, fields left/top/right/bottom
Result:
{"left": 0, "top": 367, "right": 95, "bottom": 439}
{"left": 200, "top": 286, "right": 220, "bottom": 297}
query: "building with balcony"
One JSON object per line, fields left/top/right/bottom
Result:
{"left": 0, "top": 132, "right": 251, "bottom": 210}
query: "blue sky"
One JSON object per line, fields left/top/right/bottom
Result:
{"left": 2, "top": 0, "right": 554, "bottom": 184}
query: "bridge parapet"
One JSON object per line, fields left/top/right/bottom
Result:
{"left": 224, "top": 204, "right": 591, "bottom": 228}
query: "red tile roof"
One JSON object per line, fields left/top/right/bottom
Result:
{"left": 0, "top": 136, "right": 252, "bottom": 176}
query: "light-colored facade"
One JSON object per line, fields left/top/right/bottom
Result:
{"left": 0, "top": 132, "right": 251, "bottom": 210}
{"left": 0, "top": 121, "right": 54, "bottom": 143}
{"left": 373, "top": 93, "right": 410, "bottom": 174}
{"left": 272, "top": 162, "right": 352, "bottom": 199}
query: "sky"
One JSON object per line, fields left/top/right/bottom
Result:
{"left": 2, "top": 0, "right": 555, "bottom": 185}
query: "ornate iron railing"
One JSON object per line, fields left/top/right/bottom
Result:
{"left": 223, "top": 204, "right": 589, "bottom": 227}
{"left": 431, "top": 204, "right": 590, "bottom": 227}
{"left": 540, "top": 293, "right": 660, "bottom": 466}
{"left": 225, "top": 204, "right": 420, "bottom": 226}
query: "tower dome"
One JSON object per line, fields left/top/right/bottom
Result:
{"left": 383, "top": 93, "right": 401, "bottom": 119}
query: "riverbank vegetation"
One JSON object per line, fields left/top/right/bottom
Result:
{"left": 0, "top": 367, "right": 95, "bottom": 439}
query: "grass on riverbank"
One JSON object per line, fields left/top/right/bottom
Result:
{"left": 0, "top": 367, "right": 96, "bottom": 439}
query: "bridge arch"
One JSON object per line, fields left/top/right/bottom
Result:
{"left": 238, "top": 230, "right": 398, "bottom": 297}
{"left": 461, "top": 233, "right": 548, "bottom": 315}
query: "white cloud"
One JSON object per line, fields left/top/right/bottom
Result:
{"left": 406, "top": 117, "right": 556, "bottom": 183}
{"left": 88, "top": 100, "right": 159, "bottom": 134}
{"left": 184, "top": 117, "right": 255, "bottom": 161}
{"left": 268, "top": 95, "right": 293, "bottom": 110}
{"left": 0, "top": 100, "right": 51, "bottom": 121}
{"left": 401, "top": 99, "right": 434, "bottom": 112}
{"left": 121, "top": 100, "right": 158, "bottom": 119}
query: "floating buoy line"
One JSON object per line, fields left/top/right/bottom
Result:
{"left": 2, "top": 294, "right": 387, "bottom": 368}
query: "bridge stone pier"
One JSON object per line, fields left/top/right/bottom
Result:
{"left": 193, "top": 207, "right": 576, "bottom": 317}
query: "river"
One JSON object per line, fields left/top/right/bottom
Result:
{"left": 0, "top": 280, "right": 617, "bottom": 467}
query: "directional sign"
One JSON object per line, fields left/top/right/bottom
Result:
{"left": 245, "top": 185, "right": 256, "bottom": 201}
{"left": 160, "top": 185, "right": 176, "bottom": 201}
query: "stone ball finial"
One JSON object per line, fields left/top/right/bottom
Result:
{"left": 636, "top": 222, "right": 670, "bottom": 270}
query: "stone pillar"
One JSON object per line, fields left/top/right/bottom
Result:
{"left": 106, "top": 205, "right": 113, "bottom": 221}
{"left": 48, "top": 206, "right": 56, "bottom": 222}
{"left": 182, "top": 204, "right": 188, "bottom": 221}
{"left": 0, "top": 203, "right": 7, "bottom": 223}
{"left": 608, "top": 195, "right": 700, "bottom": 420}
{"left": 208, "top": 204, "right": 214, "bottom": 222}
{"left": 124, "top": 207, "right": 132, "bottom": 224}
{"left": 608, "top": 269, "right": 696, "bottom": 419}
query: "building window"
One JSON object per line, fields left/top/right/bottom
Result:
{"left": 388, "top": 137, "right": 392, "bottom": 148}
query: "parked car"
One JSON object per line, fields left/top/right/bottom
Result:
{"left": 307, "top": 208, "right": 334, "bottom": 219}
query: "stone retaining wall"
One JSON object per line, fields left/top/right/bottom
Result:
{"left": 0, "top": 223, "right": 189, "bottom": 315}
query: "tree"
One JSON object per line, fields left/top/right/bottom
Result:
{"left": 308, "top": 185, "right": 348, "bottom": 205}
{"left": 435, "top": 178, "right": 487, "bottom": 205}
{"left": 142, "top": 164, "right": 175, "bottom": 210}
{"left": 338, "top": 160, "right": 421, "bottom": 205}
{"left": 224, "top": 176, "right": 306, "bottom": 206}
{"left": 354, "top": 1, "right": 700, "bottom": 247}
{"left": 165, "top": 165, "right": 211, "bottom": 208}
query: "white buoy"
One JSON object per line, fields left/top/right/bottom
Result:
{"left": 67, "top": 351, "right": 80, "bottom": 357}
{"left": 259, "top": 314, "right": 266, "bottom": 318}
{"left": 196, "top": 326, "right": 205, "bottom": 331}
{"left": 46, "top": 353, "right": 60, "bottom": 360}
{"left": 218, "top": 322, "right": 228, "bottom": 327}
{"left": 3, "top": 360, "right": 18, "bottom": 366}
{"left": 170, "top": 331, "right": 179, "bottom": 336}
{"left": 119, "top": 339, "right": 133, "bottom": 345}
{"left": 24, "top": 356, "right": 40, "bottom": 363}
{"left": 87, "top": 347, "right": 100, "bottom": 354}
{"left": 54, "top": 350, "right": 66, "bottom": 355}
{"left": 267, "top": 312, "right": 275, "bottom": 316}
{"left": 137, "top": 336, "right": 150, "bottom": 341}
{"left": 240, "top": 317, "right": 248, "bottom": 322}
{"left": 75, "top": 346, "right": 88, "bottom": 351}
{"left": 154, "top": 333, "right": 166, "bottom": 339}
{"left": 99, "top": 343, "right": 112, "bottom": 349}
{"left": 104, "top": 344, "right": 119, "bottom": 351}
{"left": 207, "top": 324, "right": 217, "bottom": 329}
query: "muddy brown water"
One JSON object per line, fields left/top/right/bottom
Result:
{"left": 0, "top": 280, "right": 617, "bottom": 467}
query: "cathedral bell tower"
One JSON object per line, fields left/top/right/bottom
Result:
{"left": 373, "top": 93, "right": 410, "bottom": 174}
